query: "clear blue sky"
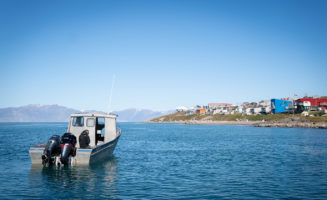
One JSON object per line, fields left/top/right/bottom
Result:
{"left": 0, "top": 0, "right": 326, "bottom": 111}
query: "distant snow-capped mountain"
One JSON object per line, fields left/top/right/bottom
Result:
{"left": 0, "top": 104, "right": 172, "bottom": 122}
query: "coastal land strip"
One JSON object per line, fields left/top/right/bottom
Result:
{"left": 146, "top": 112, "right": 327, "bottom": 129}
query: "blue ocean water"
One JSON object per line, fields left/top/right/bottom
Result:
{"left": 0, "top": 122, "right": 327, "bottom": 199}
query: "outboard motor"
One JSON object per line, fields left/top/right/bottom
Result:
{"left": 42, "top": 135, "right": 61, "bottom": 167}
{"left": 60, "top": 132, "right": 77, "bottom": 165}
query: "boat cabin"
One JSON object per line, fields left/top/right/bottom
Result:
{"left": 68, "top": 112, "right": 118, "bottom": 148}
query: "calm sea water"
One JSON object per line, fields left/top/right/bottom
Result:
{"left": 0, "top": 122, "right": 327, "bottom": 199}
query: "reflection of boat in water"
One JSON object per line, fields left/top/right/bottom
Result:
{"left": 29, "top": 157, "right": 118, "bottom": 198}
{"left": 29, "top": 112, "right": 122, "bottom": 166}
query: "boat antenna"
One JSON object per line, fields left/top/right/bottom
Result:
{"left": 108, "top": 74, "right": 116, "bottom": 113}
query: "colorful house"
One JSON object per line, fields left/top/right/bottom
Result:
{"left": 196, "top": 108, "right": 206, "bottom": 115}
{"left": 208, "top": 103, "right": 232, "bottom": 110}
{"left": 271, "top": 99, "right": 293, "bottom": 113}
{"left": 295, "top": 98, "right": 327, "bottom": 112}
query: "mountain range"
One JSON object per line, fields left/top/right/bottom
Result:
{"left": 0, "top": 104, "right": 173, "bottom": 122}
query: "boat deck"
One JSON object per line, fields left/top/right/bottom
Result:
{"left": 32, "top": 143, "right": 46, "bottom": 148}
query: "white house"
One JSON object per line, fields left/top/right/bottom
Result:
{"left": 176, "top": 106, "right": 188, "bottom": 112}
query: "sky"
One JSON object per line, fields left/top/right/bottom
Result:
{"left": 0, "top": 0, "right": 326, "bottom": 111}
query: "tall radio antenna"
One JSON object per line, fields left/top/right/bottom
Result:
{"left": 108, "top": 74, "right": 116, "bottom": 113}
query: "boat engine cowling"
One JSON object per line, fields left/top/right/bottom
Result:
{"left": 42, "top": 135, "right": 61, "bottom": 166}
{"left": 60, "top": 132, "right": 77, "bottom": 165}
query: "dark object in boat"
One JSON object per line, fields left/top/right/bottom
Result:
{"left": 79, "top": 130, "right": 90, "bottom": 149}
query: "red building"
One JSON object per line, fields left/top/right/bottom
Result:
{"left": 295, "top": 98, "right": 327, "bottom": 111}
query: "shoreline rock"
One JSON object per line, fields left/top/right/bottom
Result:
{"left": 253, "top": 121, "right": 327, "bottom": 129}
{"left": 145, "top": 120, "right": 262, "bottom": 126}
{"left": 145, "top": 118, "right": 327, "bottom": 129}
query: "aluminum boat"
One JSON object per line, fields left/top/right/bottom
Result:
{"left": 29, "top": 112, "right": 121, "bottom": 166}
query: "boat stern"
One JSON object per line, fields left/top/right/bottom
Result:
{"left": 29, "top": 146, "right": 93, "bottom": 165}
{"left": 29, "top": 147, "right": 45, "bottom": 164}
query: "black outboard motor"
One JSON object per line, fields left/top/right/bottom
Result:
{"left": 42, "top": 135, "right": 61, "bottom": 167}
{"left": 60, "top": 132, "right": 77, "bottom": 165}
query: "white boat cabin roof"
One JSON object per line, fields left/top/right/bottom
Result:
{"left": 71, "top": 112, "right": 117, "bottom": 119}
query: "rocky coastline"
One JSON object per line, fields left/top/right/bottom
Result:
{"left": 146, "top": 118, "right": 327, "bottom": 129}
{"left": 253, "top": 118, "right": 327, "bottom": 129}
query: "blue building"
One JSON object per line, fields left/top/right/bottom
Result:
{"left": 271, "top": 99, "right": 293, "bottom": 113}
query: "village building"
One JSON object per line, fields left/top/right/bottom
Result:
{"left": 196, "top": 108, "right": 206, "bottom": 115}
{"left": 208, "top": 103, "right": 232, "bottom": 110}
{"left": 271, "top": 99, "right": 293, "bottom": 113}
{"left": 176, "top": 106, "right": 188, "bottom": 112}
{"left": 294, "top": 98, "right": 327, "bottom": 112}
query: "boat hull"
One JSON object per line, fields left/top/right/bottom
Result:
{"left": 29, "top": 135, "right": 121, "bottom": 165}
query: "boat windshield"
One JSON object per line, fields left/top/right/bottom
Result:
{"left": 72, "top": 117, "right": 84, "bottom": 126}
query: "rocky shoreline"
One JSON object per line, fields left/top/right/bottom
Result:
{"left": 253, "top": 118, "right": 327, "bottom": 129}
{"left": 146, "top": 118, "right": 327, "bottom": 129}
{"left": 182, "top": 120, "right": 259, "bottom": 125}
{"left": 145, "top": 120, "right": 259, "bottom": 125}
